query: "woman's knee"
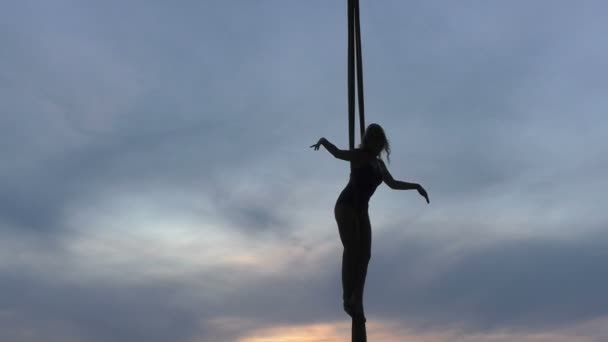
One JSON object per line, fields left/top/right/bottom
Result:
{"left": 345, "top": 247, "right": 370, "bottom": 264}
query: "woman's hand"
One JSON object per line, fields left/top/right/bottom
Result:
{"left": 310, "top": 137, "right": 326, "bottom": 151}
{"left": 417, "top": 184, "right": 430, "bottom": 204}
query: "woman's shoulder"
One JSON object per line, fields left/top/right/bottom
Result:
{"left": 353, "top": 147, "right": 377, "bottom": 159}
{"left": 351, "top": 148, "right": 376, "bottom": 166}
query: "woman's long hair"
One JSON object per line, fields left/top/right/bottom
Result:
{"left": 360, "top": 123, "right": 391, "bottom": 163}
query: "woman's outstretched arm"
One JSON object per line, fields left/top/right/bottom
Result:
{"left": 310, "top": 137, "right": 370, "bottom": 163}
{"left": 378, "top": 159, "right": 430, "bottom": 203}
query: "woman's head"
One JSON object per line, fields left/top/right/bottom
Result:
{"left": 361, "top": 123, "right": 390, "bottom": 162}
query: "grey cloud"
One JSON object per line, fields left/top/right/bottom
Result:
{"left": 1, "top": 0, "right": 608, "bottom": 341}
{"left": 175, "top": 226, "right": 608, "bottom": 335}
{"left": 366, "top": 227, "right": 608, "bottom": 332}
{"left": 0, "top": 268, "right": 206, "bottom": 342}
{"left": 177, "top": 221, "right": 608, "bottom": 334}
{"left": 0, "top": 226, "right": 606, "bottom": 341}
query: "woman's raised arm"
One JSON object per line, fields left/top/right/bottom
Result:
{"left": 310, "top": 137, "right": 370, "bottom": 164}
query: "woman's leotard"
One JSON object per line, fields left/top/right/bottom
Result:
{"left": 336, "top": 156, "right": 383, "bottom": 211}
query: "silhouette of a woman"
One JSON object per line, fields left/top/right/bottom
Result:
{"left": 311, "top": 123, "right": 429, "bottom": 331}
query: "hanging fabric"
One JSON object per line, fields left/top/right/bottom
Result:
{"left": 347, "top": 0, "right": 366, "bottom": 170}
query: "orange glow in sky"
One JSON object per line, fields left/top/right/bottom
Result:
{"left": 238, "top": 322, "right": 350, "bottom": 342}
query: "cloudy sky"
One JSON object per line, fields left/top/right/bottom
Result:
{"left": 1, "top": 1, "right": 608, "bottom": 341}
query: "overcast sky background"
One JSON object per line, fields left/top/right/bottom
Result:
{"left": 1, "top": 1, "right": 608, "bottom": 341}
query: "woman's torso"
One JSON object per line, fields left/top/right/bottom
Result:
{"left": 336, "top": 153, "right": 383, "bottom": 211}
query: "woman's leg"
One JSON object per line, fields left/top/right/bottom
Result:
{"left": 334, "top": 205, "right": 372, "bottom": 322}
{"left": 351, "top": 210, "right": 372, "bottom": 321}
{"left": 334, "top": 204, "right": 358, "bottom": 311}
{"left": 351, "top": 210, "right": 371, "bottom": 342}
{"left": 335, "top": 205, "right": 371, "bottom": 342}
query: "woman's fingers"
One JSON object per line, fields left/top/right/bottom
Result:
{"left": 310, "top": 138, "right": 322, "bottom": 150}
{"left": 418, "top": 187, "right": 430, "bottom": 204}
